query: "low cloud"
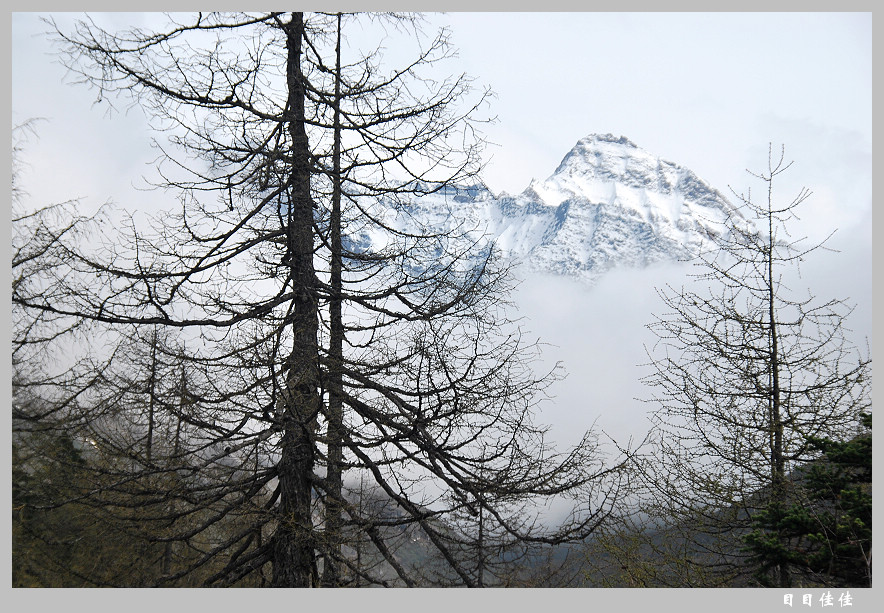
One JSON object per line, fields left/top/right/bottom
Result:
{"left": 511, "top": 226, "right": 873, "bottom": 456}
{"left": 512, "top": 262, "right": 695, "bottom": 453}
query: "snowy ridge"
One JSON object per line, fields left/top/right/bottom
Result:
{"left": 376, "top": 134, "right": 746, "bottom": 285}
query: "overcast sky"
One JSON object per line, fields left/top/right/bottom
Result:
{"left": 11, "top": 11, "right": 873, "bottom": 450}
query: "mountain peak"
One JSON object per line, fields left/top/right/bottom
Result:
{"left": 578, "top": 133, "right": 637, "bottom": 148}
{"left": 375, "top": 135, "right": 746, "bottom": 285}
{"left": 552, "top": 134, "right": 667, "bottom": 186}
{"left": 497, "top": 135, "right": 746, "bottom": 283}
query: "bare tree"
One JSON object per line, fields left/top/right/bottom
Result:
{"left": 12, "top": 121, "right": 100, "bottom": 427}
{"left": 12, "top": 124, "right": 220, "bottom": 587}
{"left": 634, "top": 144, "right": 871, "bottom": 587}
{"left": 14, "top": 12, "right": 624, "bottom": 587}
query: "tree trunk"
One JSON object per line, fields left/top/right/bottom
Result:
{"left": 322, "top": 11, "right": 345, "bottom": 588}
{"left": 271, "top": 11, "right": 320, "bottom": 588}
{"left": 765, "top": 183, "right": 789, "bottom": 589}
{"left": 146, "top": 328, "right": 157, "bottom": 465}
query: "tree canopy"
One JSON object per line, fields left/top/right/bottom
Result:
{"left": 12, "top": 12, "right": 623, "bottom": 587}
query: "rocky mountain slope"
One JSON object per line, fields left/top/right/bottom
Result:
{"left": 387, "top": 133, "right": 746, "bottom": 285}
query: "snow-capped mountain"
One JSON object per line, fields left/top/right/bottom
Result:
{"left": 382, "top": 133, "right": 746, "bottom": 285}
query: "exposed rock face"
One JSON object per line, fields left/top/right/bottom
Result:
{"left": 362, "top": 133, "right": 747, "bottom": 285}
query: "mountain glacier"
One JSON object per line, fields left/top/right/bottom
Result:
{"left": 382, "top": 133, "right": 747, "bottom": 285}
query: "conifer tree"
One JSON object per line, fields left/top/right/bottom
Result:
{"left": 14, "top": 12, "right": 623, "bottom": 586}
{"left": 636, "top": 145, "right": 871, "bottom": 587}
{"left": 744, "top": 412, "right": 871, "bottom": 587}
